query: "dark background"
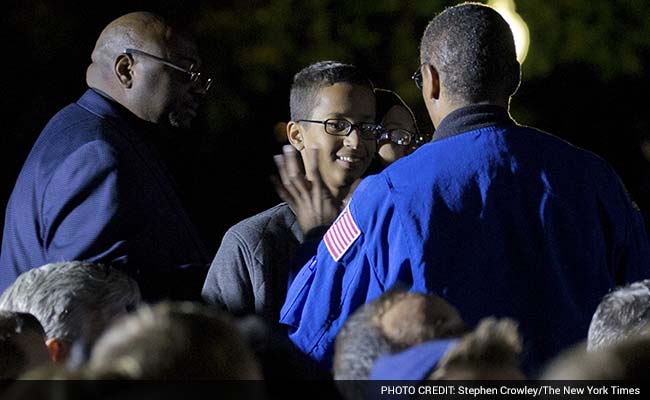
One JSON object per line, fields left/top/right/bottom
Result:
{"left": 3, "top": 0, "right": 650, "bottom": 253}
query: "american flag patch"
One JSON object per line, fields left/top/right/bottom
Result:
{"left": 324, "top": 204, "right": 361, "bottom": 261}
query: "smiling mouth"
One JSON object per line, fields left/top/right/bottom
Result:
{"left": 336, "top": 155, "right": 366, "bottom": 169}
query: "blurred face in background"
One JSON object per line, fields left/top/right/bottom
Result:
{"left": 377, "top": 105, "right": 417, "bottom": 166}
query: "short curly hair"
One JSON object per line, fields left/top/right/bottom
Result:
{"left": 419, "top": 2, "right": 520, "bottom": 103}
{"left": 588, "top": 279, "right": 650, "bottom": 351}
{"left": 0, "top": 261, "right": 140, "bottom": 347}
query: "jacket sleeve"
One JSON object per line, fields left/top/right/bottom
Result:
{"left": 202, "top": 228, "right": 256, "bottom": 315}
{"left": 279, "top": 174, "right": 412, "bottom": 369}
{"left": 41, "top": 140, "right": 129, "bottom": 264}
{"left": 40, "top": 138, "right": 209, "bottom": 301}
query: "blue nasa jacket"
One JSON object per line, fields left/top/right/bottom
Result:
{"left": 280, "top": 105, "right": 650, "bottom": 374}
{"left": 0, "top": 89, "right": 209, "bottom": 299}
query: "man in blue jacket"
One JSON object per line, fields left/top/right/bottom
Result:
{"left": 278, "top": 3, "right": 650, "bottom": 374}
{"left": 0, "top": 12, "right": 211, "bottom": 300}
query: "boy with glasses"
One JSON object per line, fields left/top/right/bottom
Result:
{"left": 277, "top": 3, "right": 650, "bottom": 374}
{"left": 202, "top": 61, "right": 376, "bottom": 326}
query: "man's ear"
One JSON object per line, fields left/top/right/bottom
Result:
{"left": 286, "top": 121, "right": 305, "bottom": 151}
{"left": 45, "top": 338, "right": 68, "bottom": 364}
{"left": 114, "top": 54, "right": 134, "bottom": 88}
{"left": 422, "top": 64, "right": 440, "bottom": 101}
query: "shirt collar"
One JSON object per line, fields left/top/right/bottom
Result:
{"left": 433, "top": 104, "right": 514, "bottom": 142}
{"left": 77, "top": 88, "right": 159, "bottom": 138}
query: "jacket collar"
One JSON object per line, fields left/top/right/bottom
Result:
{"left": 433, "top": 104, "right": 514, "bottom": 142}
{"left": 77, "top": 88, "right": 158, "bottom": 138}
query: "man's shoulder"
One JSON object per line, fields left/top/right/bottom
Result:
{"left": 41, "top": 101, "right": 118, "bottom": 143}
{"left": 351, "top": 173, "right": 391, "bottom": 200}
{"left": 346, "top": 174, "right": 395, "bottom": 230}
{"left": 28, "top": 97, "right": 138, "bottom": 173}
{"left": 31, "top": 120, "right": 121, "bottom": 174}
{"left": 512, "top": 125, "right": 620, "bottom": 175}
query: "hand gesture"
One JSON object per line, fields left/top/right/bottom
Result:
{"left": 271, "top": 145, "right": 343, "bottom": 233}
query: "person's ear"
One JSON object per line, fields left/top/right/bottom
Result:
{"left": 286, "top": 121, "right": 305, "bottom": 151}
{"left": 422, "top": 64, "right": 440, "bottom": 101}
{"left": 45, "top": 338, "right": 68, "bottom": 364}
{"left": 114, "top": 54, "right": 134, "bottom": 88}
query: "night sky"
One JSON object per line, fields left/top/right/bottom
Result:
{"left": 4, "top": 0, "right": 650, "bottom": 252}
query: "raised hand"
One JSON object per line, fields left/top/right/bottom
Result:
{"left": 271, "top": 145, "right": 343, "bottom": 233}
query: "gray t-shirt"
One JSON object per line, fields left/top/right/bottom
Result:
{"left": 202, "top": 203, "right": 305, "bottom": 324}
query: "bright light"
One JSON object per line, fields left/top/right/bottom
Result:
{"left": 488, "top": 0, "right": 530, "bottom": 64}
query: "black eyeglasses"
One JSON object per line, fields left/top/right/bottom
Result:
{"left": 377, "top": 127, "right": 414, "bottom": 146}
{"left": 123, "top": 48, "right": 212, "bottom": 92}
{"left": 297, "top": 118, "right": 378, "bottom": 140}
{"left": 411, "top": 63, "right": 427, "bottom": 90}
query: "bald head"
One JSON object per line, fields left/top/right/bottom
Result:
{"left": 88, "top": 12, "right": 172, "bottom": 86}
{"left": 86, "top": 12, "right": 204, "bottom": 128}
{"left": 92, "top": 13, "right": 165, "bottom": 65}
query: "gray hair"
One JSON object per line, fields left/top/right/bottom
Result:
{"left": 588, "top": 279, "right": 650, "bottom": 351}
{"left": 0, "top": 261, "right": 141, "bottom": 347}
{"left": 333, "top": 290, "right": 466, "bottom": 399}
{"left": 430, "top": 317, "right": 524, "bottom": 380}
{"left": 88, "top": 301, "right": 262, "bottom": 380}
{"left": 333, "top": 297, "right": 395, "bottom": 381}
{"left": 543, "top": 336, "right": 650, "bottom": 380}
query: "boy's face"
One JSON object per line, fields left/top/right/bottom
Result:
{"left": 297, "top": 83, "right": 376, "bottom": 198}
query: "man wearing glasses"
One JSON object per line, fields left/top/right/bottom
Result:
{"left": 278, "top": 3, "right": 650, "bottom": 375}
{"left": 202, "top": 61, "right": 377, "bottom": 327}
{"left": 0, "top": 12, "right": 212, "bottom": 300}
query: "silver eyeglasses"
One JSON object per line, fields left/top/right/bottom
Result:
{"left": 123, "top": 48, "right": 212, "bottom": 92}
